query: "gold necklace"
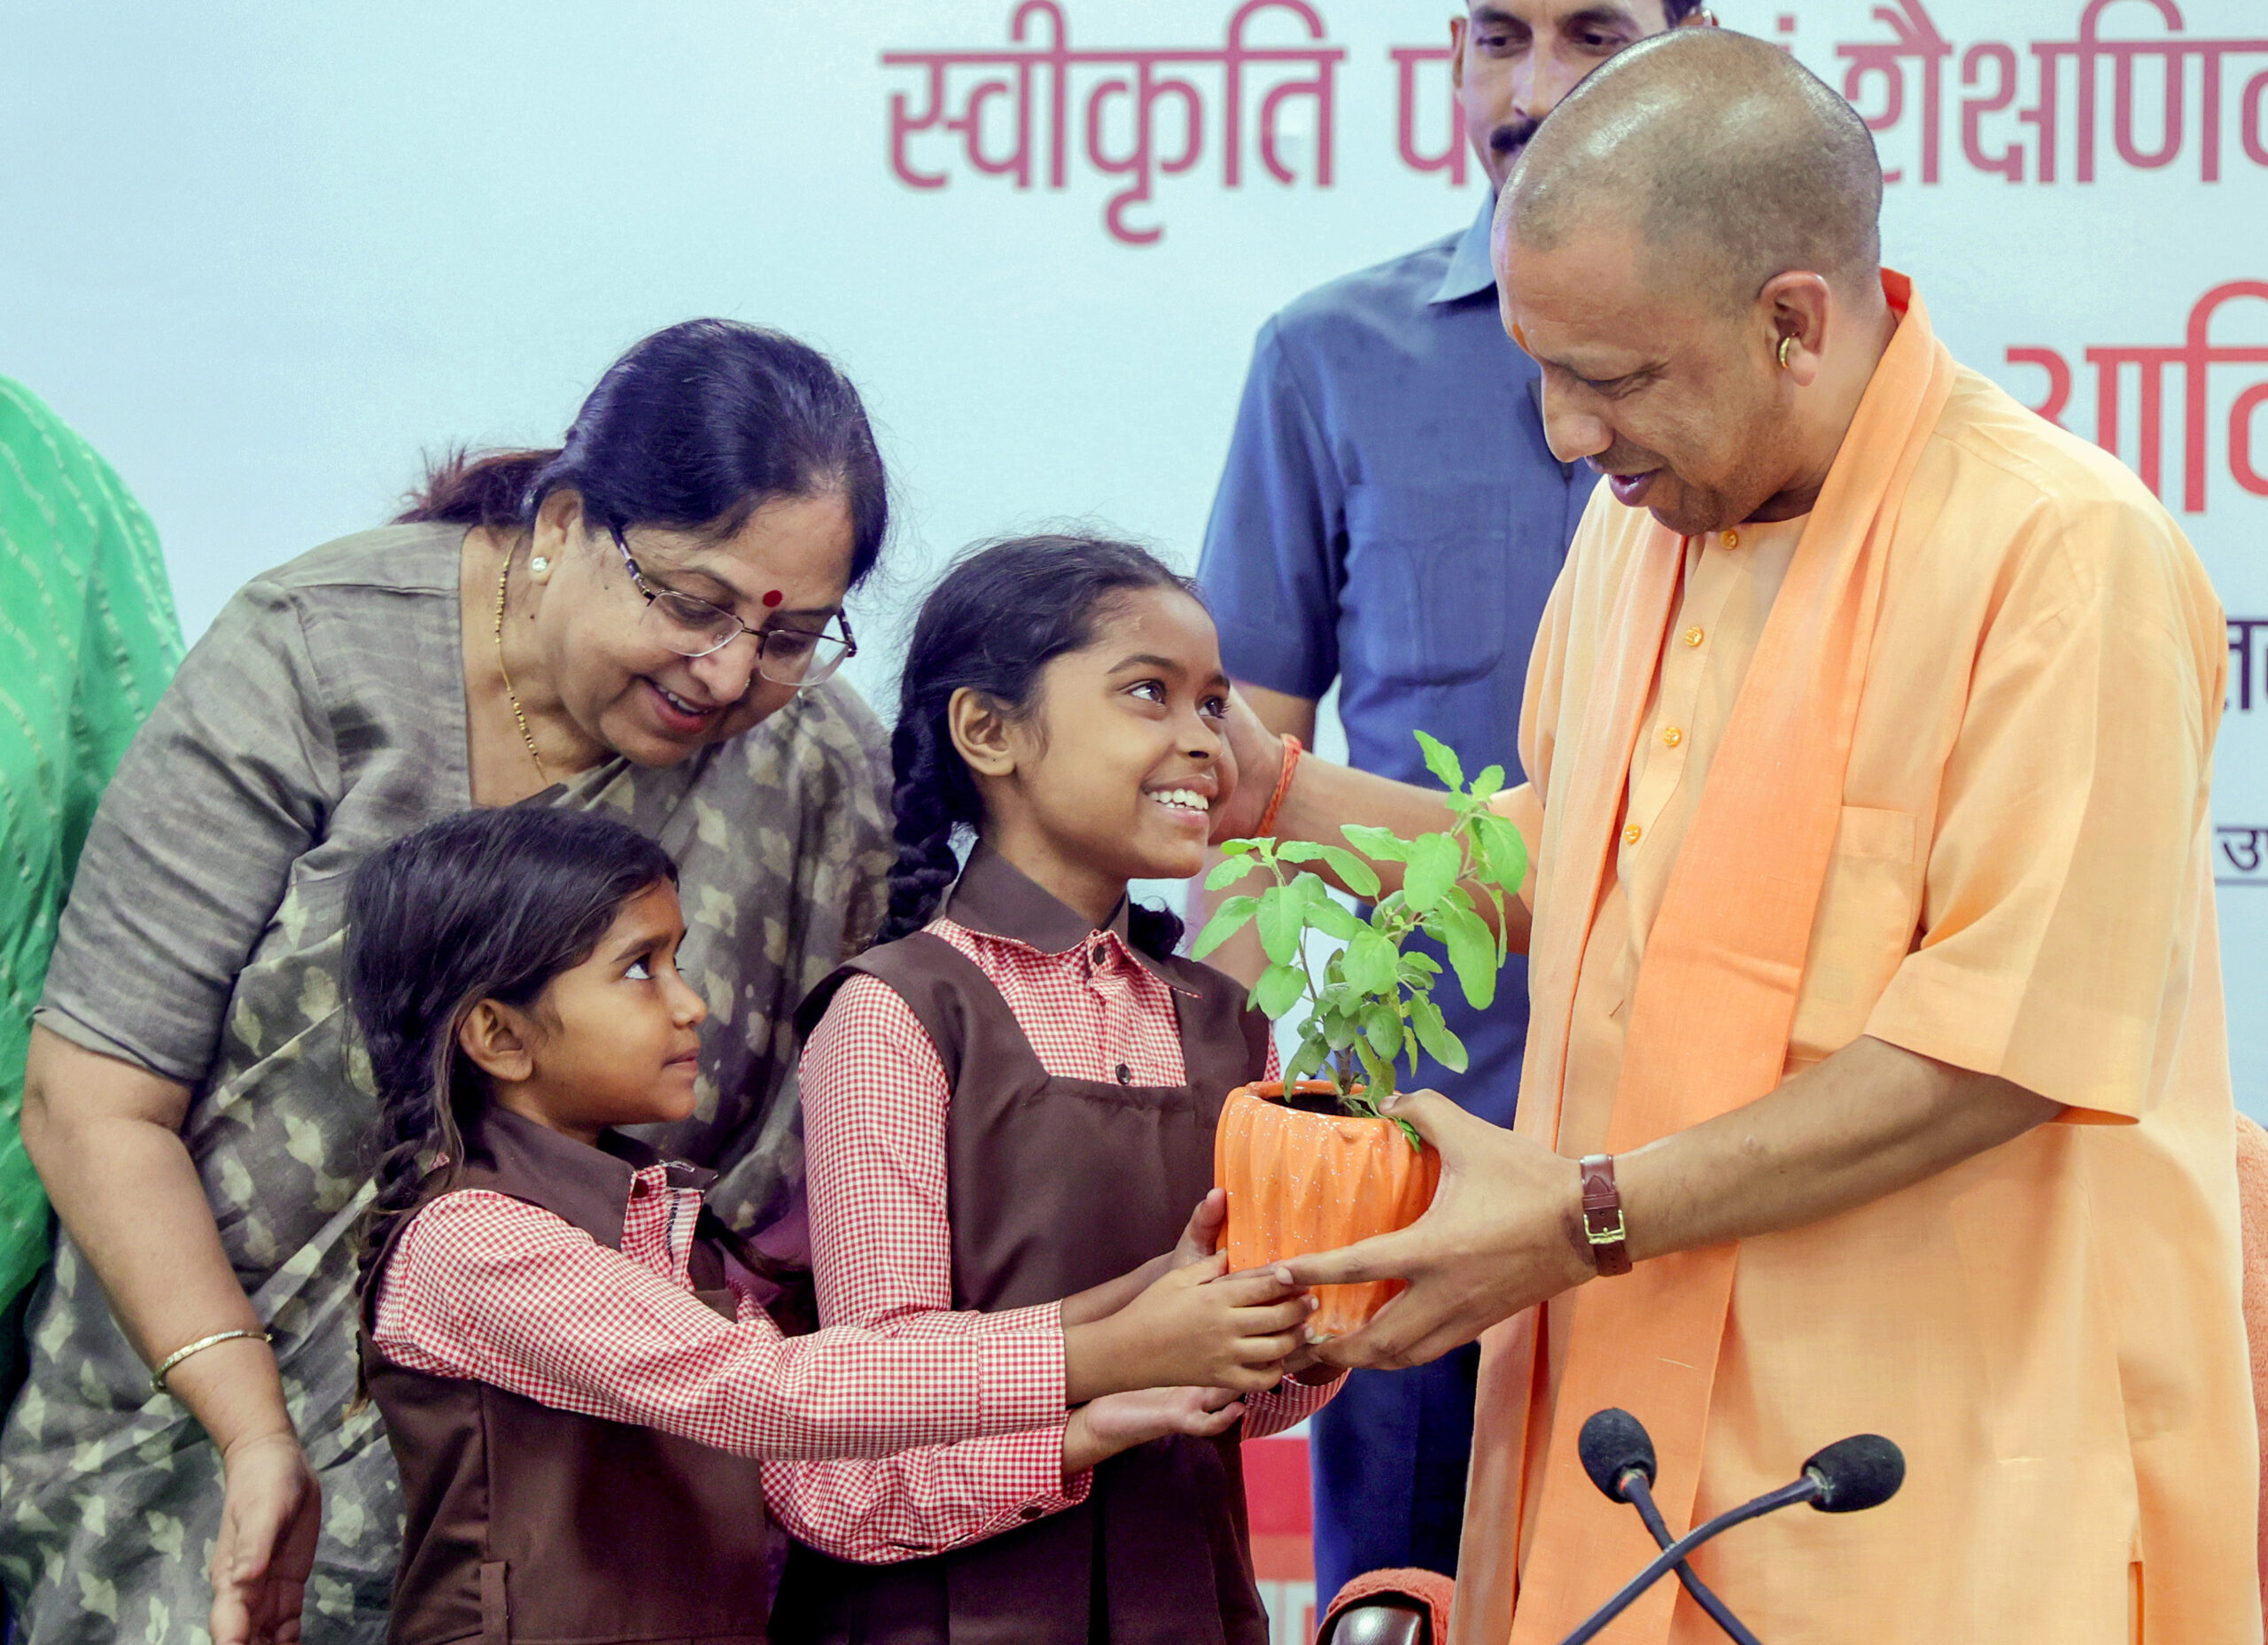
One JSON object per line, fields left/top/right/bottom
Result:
{"left": 493, "top": 552, "right": 550, "bottom": 785}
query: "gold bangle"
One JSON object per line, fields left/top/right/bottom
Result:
{"left": 151, "top": 1328, "right": 272, "bottom": 1395}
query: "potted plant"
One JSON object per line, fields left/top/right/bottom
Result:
{"left": 1195, "top": 732, "right": 1528, "bottom": 1338}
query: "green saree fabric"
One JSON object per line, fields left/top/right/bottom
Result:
{"left": 0, "top": 378, "right": 182, "bottom": 1393}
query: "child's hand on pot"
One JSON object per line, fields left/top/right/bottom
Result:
{"left": 1054, "top": 1190, "right": 1235, "bottom": 1328}
{"left": 1171, "top": 1189, "right": 1228, "bottom": 1266}
{"left": 1062, "top": 1385, "right": 1246, "bottom": 1475}
{"left": 1064, "top": 1253, "right": 1314, "bottom": 1401}
{"left": 1281, "top": 1341, "right": 1347, "bottom": 1385}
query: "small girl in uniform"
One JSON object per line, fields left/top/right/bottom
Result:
{"left": 346, "top": 805, "right": 1313, "bottom": 1645}
{"left": 777, "top": 536, "right": 1345, "bottom": 1645}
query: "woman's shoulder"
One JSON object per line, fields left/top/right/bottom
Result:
{"left": 251, "top": 521, "right": 466, "bottom": 600}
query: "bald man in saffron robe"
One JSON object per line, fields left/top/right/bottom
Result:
{"left": 1207, "top": 27, "right": 2255, "bottom": 1645}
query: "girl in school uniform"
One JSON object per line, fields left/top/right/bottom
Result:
{"left": 777, "top": 536, "right": 1347, "bottom": 1645}
{"left": 345, "top": 804, "right": 1313, "bottom": 1645}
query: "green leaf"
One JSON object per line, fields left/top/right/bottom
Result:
{"left": 1252, "top": 962, "right": 1307, "bottom": 1020}
{"left": 1274, "top": 842, "right": 1323, "bottom": 864}
{"left": 1323, "top": 1007, "right": 1359, "bottom": 1052}
{"left": 1306, "top": 897, "right": 1363, "bottom": 942}
{"left": 1285, "top": 1028, "right": 1330, "bottom": 1088}
{"left": 1256, "top": 884, "right": 1305, "bottom": 966}
{"left": 1398, "top": 951, "right": 1442, "bottom": 981}
{"left": 1191, "top": 895, "right": 1259, "bottom": 958}
{"left": 1431, "top": 904, "right": 1500, "bottom": 1011}
{"left": 1472, "top": 812, "right": 1531, "bottom": 892}
{"left": 1469, "top": 764, "right": 1505, "bottom": 801}
{"left": 1309, "top": 844, "right": 1383, "bottom": 900}
{"left": 1402, "top": 832, "right": 1462, "bottom": 914}
{"left": 1220, "top": 838, "right": 1258, "bottom": 857}
{"left": 1340, "top": 928, "right": 1398, "bottom": 996}
{"left": 1407, "top": 997, "right": 1469, "bottom": 1073}
{"left": 1394, "top": 1117, "right": 1424, "bottom": 1151}
{"left": 1340, "top": 823, "right": 1411, "bottom": 864}
{"left": 1361, "top": 1001, "right": 1404, "bottom": 1060}
{"left": 1415, "top": 729, "right": 1464, "bottom": 791}
{"left": 1205, "top": 855, "right": 1260, "bottom": 891}
{"left": 1352, "top": 1038, "right": 1398, "bottom": 1102}
{"left": 1482, "top": 884, "right": 1511, "bottom": 966}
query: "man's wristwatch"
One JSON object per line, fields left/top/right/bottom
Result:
{"left": 1578, "top": 1154, "right": 1632, "bottom": 1276}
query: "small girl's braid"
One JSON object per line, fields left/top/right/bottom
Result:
{"left": 353, "top": 982, "right": 467, "bottom": 1297}
{"left": 876, "top": 717, "right": 962, "bottom": 945}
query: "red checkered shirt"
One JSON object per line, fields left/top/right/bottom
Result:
{"left": 781, "top": 913, "right": 1340, "bottom": 1564}
{"left": 369, "top": 1172, "right": 1067, "bottom": 1501}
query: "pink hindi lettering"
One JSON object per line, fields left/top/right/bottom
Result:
{"left": 879, "top": 0, "right": 1342, "bottom": 245}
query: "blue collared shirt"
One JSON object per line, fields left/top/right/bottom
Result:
{"left": 1198, "top": 200, "right": 1593, "bottom": 1127}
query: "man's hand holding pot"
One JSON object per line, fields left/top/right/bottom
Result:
{"left": 1275, "top": 1089, "right": 1596, "bottom": 1370}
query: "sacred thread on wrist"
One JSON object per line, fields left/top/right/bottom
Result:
{"left": 1256, "top": 733, "right": 1304, "bottom": 839}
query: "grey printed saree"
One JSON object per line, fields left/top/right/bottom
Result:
{"left": 0, "top": 523, "right": 889, "bottom": 1642}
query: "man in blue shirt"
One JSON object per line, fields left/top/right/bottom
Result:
{"left": 1195, "top": 0, "right": 1705, "bottom": 1603}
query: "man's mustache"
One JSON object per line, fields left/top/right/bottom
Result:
{"left": 1585, "top": 444, "right": 1667, "bottom": 477}
{"left": 1489, "top": 115, "right": 1543, "bottom": 157}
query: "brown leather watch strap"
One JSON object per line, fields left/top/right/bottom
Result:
{"left": 1578, "top": 1153, "right": 1632, "bottom": 1277}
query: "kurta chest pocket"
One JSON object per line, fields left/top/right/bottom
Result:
{"left": 1341, "top": 482, "right": 1517, "bottom": 687}
{"left": 1790, "top": 805, "right": 1922, "bottom": 1062}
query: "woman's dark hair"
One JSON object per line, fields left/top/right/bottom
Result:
{"left": 397, "top": 318, "right": 889, "bottom": 586}
{"left": 346, "top": 807, "right": 678, "bottom": 1293}
{"left": 879, "top": 533, "right": 1202, "bottom": 956}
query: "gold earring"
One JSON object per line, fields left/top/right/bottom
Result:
{"left": 1777, "top": 335, "right": 1798, "bottom": 370}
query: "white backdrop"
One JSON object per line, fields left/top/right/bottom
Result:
{"left": 4, "top": 0, "right": 2263, "bottom": 1103}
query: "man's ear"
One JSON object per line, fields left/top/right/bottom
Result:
{"left": 457, "top": 999, "right": 536, "bottom": 1086}
{"left": 1759, "top": 271, "right": 1833, "bottom": 387}
{"left": 948, "top": 686, "right": 1022, "bottom": 780}
{"left": 1449, "top": 14, "right": 1467, "bottom": 92}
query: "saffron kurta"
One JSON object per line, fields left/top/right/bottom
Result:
{"left": 1460, "top": 277, "right": 2255, "bottom": 1645}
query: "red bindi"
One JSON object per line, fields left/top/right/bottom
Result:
{"left": 761, "top": 589, "right": 784, "bottom": 608}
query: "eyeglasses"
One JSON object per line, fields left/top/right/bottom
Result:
{"left": 611, "top": 531, "right": 856, "bottom": 688}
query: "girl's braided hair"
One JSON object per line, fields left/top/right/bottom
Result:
{"left": 877, "top": 532, "right": 1202, "bottom": 957}
{"left": 346, "top": 806, "right": 678, "bottom": 1297}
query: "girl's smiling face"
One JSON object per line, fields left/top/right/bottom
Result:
{"left": 460, "top": 881, "right": 711, "bottom": 1146}
{"left": 954, "top": 586, "right": 1239, "bottom": 926}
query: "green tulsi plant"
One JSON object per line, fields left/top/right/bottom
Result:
{"left": 1193, "top": 733, "right": 1529, "bottom": 1145}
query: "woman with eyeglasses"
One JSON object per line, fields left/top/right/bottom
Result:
{"left": 4, "top": 320, "right": 892, "bottom": 1645}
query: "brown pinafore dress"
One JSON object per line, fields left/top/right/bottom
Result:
{"left": 773, "top": 849, "right": 1274, "bottom": 1645}
{"left": 360, "top": 1106, "right": 781, "bottom": 1645}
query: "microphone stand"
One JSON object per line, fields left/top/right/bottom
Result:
{"left": 1618, "top": 1473, "right": 1763, "bottom": 1645}
{"left": 1559, "top": 1478, "right": 1821, "bottom": 1645}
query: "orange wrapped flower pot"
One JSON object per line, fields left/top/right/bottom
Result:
{"left": 1215, "top": 1082, "right": 1442, "bottom": 1339}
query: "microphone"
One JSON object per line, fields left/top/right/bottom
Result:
{"left": 1559, "top": 1432, "right": 1906, "bottom": 1645}
{"left": 1575, "top": 1410, "right": 1760, "bottom": 1645}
